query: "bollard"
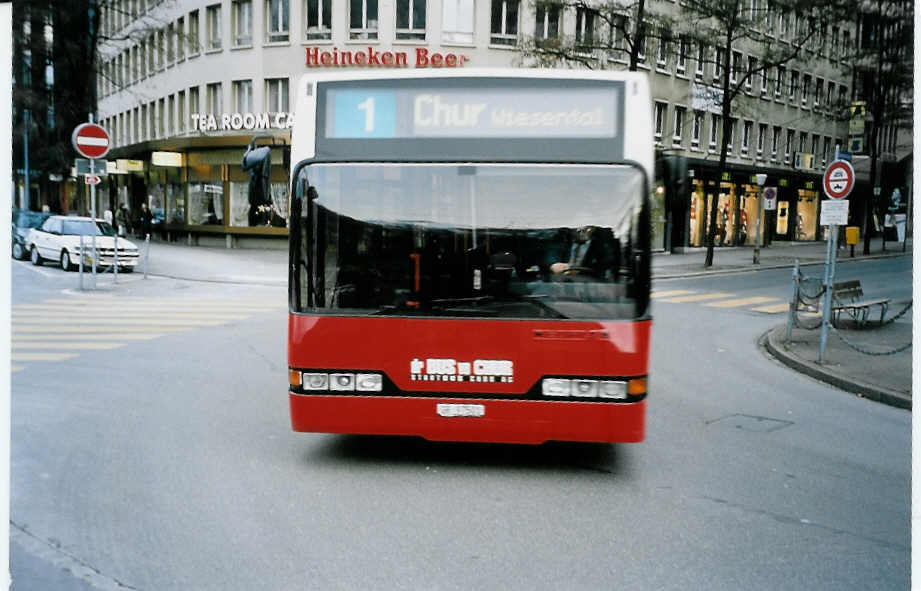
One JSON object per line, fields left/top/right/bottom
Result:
{"left": 144, "top": 234, "right": 150, "bottom": 279}
{"left": 785, "top": 259, "right": 799, "bottom": 342}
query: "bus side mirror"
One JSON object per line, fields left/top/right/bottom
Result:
{"left": 242, "top": 145, "right": 272, "bottom": 226}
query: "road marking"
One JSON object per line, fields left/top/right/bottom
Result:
{"left": 11, "top": 366, "right": 24, "bottom": 373}
{"left": 658, "top": 292, "right": 735, "bottom": 303}
{"left": 704, "top": 296, "right": 779, "bottom": 308}
{"left": 13, "top": 333, "right": 164, "bottom": 341}
{"left": 12, "top": 318, "right": 225, "bottom": 326}
{"left": 11, "top": 353, "right": 79, "bottom": 362}
{"left": 12, "top": 311, "right": 249, "bottom": 320}
{"left": 752, "top": 303, "right": 791, "bottom": 314}
{"left": 651, "top": 290, "right": 695, "bottom": 299}
{"left": 36, "top": 298, "right": 282, "bottom": 307}
{"left": 12, "top": 342, "right": 125, "bottom": 350}
{"left": 12, "top": 325, "right": 187, "bottom": 334}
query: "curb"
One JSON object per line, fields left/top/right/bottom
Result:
{"left": 654, "top": 250, "right": 911, "bottom": 280}
{"left": 761, "top": 326, "right": 911, "bottom": 410}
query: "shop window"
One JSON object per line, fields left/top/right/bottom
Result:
{"left": 265, "top": 78, "right": 289, "bottom": 113}
{"left": 442, "top": 0, "right": 474, "bottom": 44}
{"left": 229, "top": 158, "right": 289, "bottom": 228}
{"left": 795, "top": 189, "right": 817, "bottom": 240}
{"left": 396, "top": 0, "right": 426, "bottom": 40}
{"left": 535, "top": 5, "right": 560, "bottom": 43}
{"left": 349, "top": 0, "right": 379, "bottom": 40}
{"left": 189, "top": 164, "right": 224, "bottom": 226}
{"left": 233, "top": 0, "right": 253, "bottom": 47}
{"left": 491, "top": 0, "right": 519, "bottom": 46}
{"left": 206, "top": 4, "right": 222, "bottom": 51}
{"left": 233, "top": 79, "right": 253, "bottom": 112}
{"left": 266, "top": 0, "right": 290, "bottom": 43}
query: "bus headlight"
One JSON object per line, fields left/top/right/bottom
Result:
{"left": 571, "top": 380, "right": 599, "bottom": 398}
{"left": 599, "top": 380, "right": 628, "bottom": 399}
{"left": 330, "top": 373, "right": 355, "bottom": 391}
{"left": 541, "top": 378, "right": 571, "bottom": 397}
{"left": 302, "top": 372, "right": 329, "bottom": 390}
{"left": 356, "top": 373, "right": 383, "bottom": 391}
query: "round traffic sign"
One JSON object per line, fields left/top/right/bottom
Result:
{"left": 823, "top": 160, "right": 855, "bottom": 200}
{"left": 72, "top": 123, "right": 111, "bottom": 159}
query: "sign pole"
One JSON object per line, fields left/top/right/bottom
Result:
{"left": 818, "top": 157, "right": 854, "bottom": 364}
{"left": 819, "top": 223, "right": 837, "bottom": 363}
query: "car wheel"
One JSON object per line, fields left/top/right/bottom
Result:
{"left": 30, "top": 246, "right": 43, "bottom": 266}
{"left": 60, "top": 250, "right": 74, "bottom": 272}
{"left": 12, "top": 242, "right": 23, "bottom": 260}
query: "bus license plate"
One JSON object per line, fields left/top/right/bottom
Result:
{"left": 436, "top": 403, "right": 485, "bottom": 418}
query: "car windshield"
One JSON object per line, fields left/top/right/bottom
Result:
{"left": 291, "top": 163, "right": 650, "bottom": 320}
{"left": 14, "top": 212, "right": 49, "bottom": 228}
{"left": 61, "top": 220, "right": 117, "bottom": 237}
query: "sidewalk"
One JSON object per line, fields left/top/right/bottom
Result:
{"left": 137, "top": 235, "right": 912, "bottom": 408}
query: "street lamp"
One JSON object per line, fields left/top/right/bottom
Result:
{"left": 752, "top": 173, "right": 767, "bottom": 264}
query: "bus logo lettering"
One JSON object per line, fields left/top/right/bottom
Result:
{"left": 410, "top": 357, "right": 514, "bottom": 383}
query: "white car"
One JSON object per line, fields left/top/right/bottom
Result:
{"left": 25, "top": 215, "right": 140, "bottom": 272}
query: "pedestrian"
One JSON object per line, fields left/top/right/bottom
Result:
{"left": 115, "top": 205, "right": 130, "bottom": 237}
{"left": 139, "top": 202, "right": 153, "bottom": 239}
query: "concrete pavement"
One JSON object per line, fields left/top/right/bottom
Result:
{"left": 133, "top": 235, "right": 912, "bottom": 408}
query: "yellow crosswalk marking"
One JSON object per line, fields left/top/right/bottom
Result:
{"left": 704, "top": 296, "right": 779, "bottom": 308}
{"left": 651, "top": 290, "right": 695, "bottom": 299}
{"left": 13, "top": 333, "right": 163, "bottom": 340}
{"left": 11, "top": 366, "right": 25, "bottom": 373}
{"left": 12, "top": 325, "right": 187, "bottom": 334}
{"left": 658, "top": 292, "right": 735, "bottom": 303}
{"left": 752, "top": 303, "right": 791, "bottom": 314}
{"left": 12, "top": 311, "right": 248, "bottom": 320}
{"left": 13, "top": 342, "right": 124, "bottom": 350}
{"left": 12, "top": 353, "right": 79, "bottom": 362}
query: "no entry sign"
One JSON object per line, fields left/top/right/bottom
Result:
{"left": 823, "top": 160, "right": 855, "bottom": 200}
{"left": 72, "top": 123, "right": 111, "bottom": 159}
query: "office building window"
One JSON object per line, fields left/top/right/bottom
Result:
{"left": 760, "top": 66, "right": 768, "bottom": 95}
{"left": 535, "top": 4, "right": 560, "bottom": 41}
{"left": 350, "top": 0, "right": 379, "bottom": 40}
{"left": 265, "top": 78, "right": 289, "bottom": 113}
{"left": 233, "top": 0, "right": 253, "bottom": 46}
{"left": 206, "top": 4, "right": 222, "bottom": 50}
{"left": 656, "top": 27, "right": 669, "bottom": 67}
{"left": 784, "top": 129, "right": 794, "bottom": 162}
{"left": 726, "top": 118, "right": 735, "bottom": 153}
{"left": 673, "top": 106, "right": 685, "bottom": 145}
{"left": 177, "top": 90, "right": 185, "bottom": 132}
{"left": 189, "top": 10, "right": 200, "bottom": 55}
{"left": 814, "top": 78, "right": 823, "bottom": 107}
{"left": 396, "top": 0, "right": 426, "bottom": 39}
{"left": 774, "top": 66, "right": 784, "bottom": 98}
{"left": 147, "top": 35, "right": 155, "bottom": 72}
{"left": 709, "top": 115, "right": 720, "bottom": 149}
{"left": 801, "top": 74, "right": 810, "bottom": 106}
{"left": 491, "top": 0, "right": 519, "bottom": 46}
{"left": 771, "top": 126, "right": 780, "bottom": 158}
{"left": 695, "top": 43, "right": 705, "bottom": 80}
{"left": 730, "top": 50, "right": 742, "bottom": 82}
{"left": 654, "top": 102, "right": 666, "bottom": 142}
{"left": 207, "top": 82, "right": 222, "bottom": 114}
{"left": 167, "top": 22, "right": 175, "bottom": 62}
{"left": 168, "top": 94, "right": 175, "bottom": 135}
{"left": 442, "top": 0, "right": 474, "bottom": 43}
{"left": 713, "top": 48, "right": 723, "bottom": 80}
{"left": 266, "top": 0, "right": 290, "bottom": 42}
{"left": 757, "top": 123, "right": 766, "bottom": 155}
{"left": 823, "top": 137, "right": 831, "bottom": 166}
{"left": 676, "top": 36, "right": 688, "bottom": 73}
{"left": 305, "top": 0, "right": 332, "bottom": 39}
{"left": 741, "top": 120, "right": 752, "bottom": 155}
{"left": 789, "top": 70, "right": 798, "bottom": 102}
{"left": 798, "top": 131, "right": 806, "bottom": 153}
{"left": 745, "top": 56, "right": 756, "bottom": 91}
{"left": 233, "top": 79, "right": 253, "bottom": 112}
{"left": 692, "top": 111, "right": 702, "bottom": 148}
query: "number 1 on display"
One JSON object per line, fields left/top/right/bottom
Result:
{"left": 358, "top": 97, "right": 374, "bottom": 132}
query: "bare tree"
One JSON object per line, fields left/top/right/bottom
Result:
{"left": 675, "top": 0, "right": 851, "bottom": 265}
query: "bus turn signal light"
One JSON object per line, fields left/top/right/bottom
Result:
{"left": 628, "top": 378, "right": 647, "bottom": 396}
{"left": 289, "top": 369, "right": 302, "bottom": 387}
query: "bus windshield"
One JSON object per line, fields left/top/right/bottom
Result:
{"left": 291, "top": 163, "right": 649, "bottom": 320}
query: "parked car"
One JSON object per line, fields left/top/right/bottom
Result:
{"left": 25, "top": 215, "right": 140, "bottom": 272}
{"left": 11, "top": 210, "right": 51, "bottom": 260}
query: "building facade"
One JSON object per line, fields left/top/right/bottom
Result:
{"left": 95, "top": 0, "right": 857, "bottom": 249}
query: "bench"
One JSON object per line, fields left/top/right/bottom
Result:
{"left": 831, "top": 280, "right": 891, "bottom": 326}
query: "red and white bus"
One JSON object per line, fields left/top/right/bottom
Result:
{"left": 287, "top": 69, "right": 653, "bottom": 444}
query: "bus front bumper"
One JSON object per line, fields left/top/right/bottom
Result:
{"left": 289, "top": 394, "right": 645, "bottom": 444}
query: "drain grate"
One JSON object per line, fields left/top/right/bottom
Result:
{"left": 707, "top": 414, "right": 794, "bottom": 432}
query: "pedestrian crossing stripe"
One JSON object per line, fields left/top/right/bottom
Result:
{"left": 12, "top": 318, "right": 226, "bottom": 326}
{"left": 33, "top": 298, "right": 283, "bottom": 307}
{"left": 11, "top": 366, "right": 25, "bottom": 373}
{"left": 12, "top": 326, "right": 187, "bottom": 334}
{"left": 752, "top": 303, "right": 791, "bottom": 313}
{"left": 650, "top": 290, "right": 695, "bottom": 299}
{"left": 13, "top": 333, "right": 164, "bottom": 341}
{"left": 12, "top": 342, "right": 125, "bottom": 350}
{"left": 704, "top": 296, "right": 778, "bottom": 308}
{"left": 658, "top": 292, "right": 735, "bottom": 303}
{"left": 12, "top": 311, "right": 249, "bottom": 320}
{"left": 11, "top": 353, "right": 79, "bottom": 362}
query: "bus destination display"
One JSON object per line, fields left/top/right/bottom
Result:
{"left": 324, "top": 81, "right": 620, "bottom": 139}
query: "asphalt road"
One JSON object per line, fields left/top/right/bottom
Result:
{"left": 11, "top": 256, "right": 911, "bottom": 590}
